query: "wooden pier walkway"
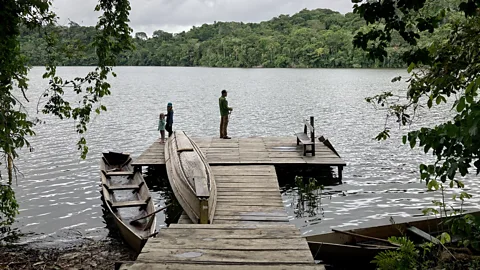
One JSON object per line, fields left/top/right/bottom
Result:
{"left": 132, "top": 137, "right": 345, "bottom": 179}
{"left": 118, "top": 165, "right": 325, "bottom": 270}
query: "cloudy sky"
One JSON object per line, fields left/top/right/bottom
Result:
{"left": 52, "top": 0, "right": 354, "bottom": 36}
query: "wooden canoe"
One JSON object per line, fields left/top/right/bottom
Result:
{"left": 165, "top": 131, "right": 217, "bottom": 224}
{"left": 306, "top": 211, "right": 480, "bottom": 267}
{"left": 100, "top": 151, "right": 156, "bottom": 253}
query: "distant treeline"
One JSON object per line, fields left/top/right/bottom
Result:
{"left": 19, "top": 8, "right": 448, "bottom": 68}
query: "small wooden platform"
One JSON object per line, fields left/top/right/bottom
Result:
{"left": 133, "top": 136, "right": 345, "bottom": 168}
{"left": 118, "top": 166, "right": 324, "bottom": 270}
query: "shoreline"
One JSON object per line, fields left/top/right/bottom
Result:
{"left": 0, "top": 238, "right": 136, "bottom": 270}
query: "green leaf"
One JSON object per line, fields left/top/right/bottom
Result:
{"left": 409, "top": 138, "right": 416, "bottom": 149}
{"left": 407, "top": 63, "right": 415, "bottom": 73}
{"left": 456, "top": 97, "right": 466, "bottom": 112}
{"left": 402, "top": 135, "right": 407, "bottom": 144}
{"left": 440, "top": 232, "right": 451, "bottom": 244}
{"left": 466, "top": 96, "right": 474, "bottom": 104}
{"left": 427, "top": 179, "right": 439, "bottom": 191}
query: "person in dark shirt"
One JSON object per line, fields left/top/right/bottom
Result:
{"left": 219, "top": 90, "right": 233, "bottom": 139}
{"left": 165, "top": 102, "right": 174, "bottom": 137}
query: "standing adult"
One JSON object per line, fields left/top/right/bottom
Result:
{"left": 219, "top": 90, "right": 233, "bottom": 139}
{"left": 165, "top": 102, "right": 174, "bottom": 137}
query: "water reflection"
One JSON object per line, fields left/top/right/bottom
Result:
{"left": 142, "top": 165, "right": 183, "bottom": 226}
{"left": 292, "top": 176, "right": 325, "bottom": 219}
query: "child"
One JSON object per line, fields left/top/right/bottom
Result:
{"left": 165, "top": 102, "right": 174, "bottom": 137}
{"left": 158, "top": 113, "right": 166, "bottom": 143}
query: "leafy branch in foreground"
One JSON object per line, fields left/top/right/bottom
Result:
{"left": 354, "top": 0, "right": 480, "bottom": 186}
{"left": 0, "top": 0, "right": 132, "bottom": 228}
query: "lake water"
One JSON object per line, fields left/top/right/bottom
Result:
{"left": 7, "top": 66, "right": 480, "bottom": 245}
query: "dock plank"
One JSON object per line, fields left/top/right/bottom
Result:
{"left": 142, "top": 237, "right": 308, "bottom": 250}
{"left": 136, "top": 249, "right": 314, "bottom": 264}
{"left": 119, "top": 262, "right": 326, "bottom": 270}
{"left": 133, "top": 136, "right": 345, "bottom": 166}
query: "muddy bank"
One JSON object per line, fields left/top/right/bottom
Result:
{"left": 0, "top": 239, "right": 136, "bottom": 270}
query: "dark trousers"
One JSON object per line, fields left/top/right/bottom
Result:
{"left": 220, "top": 116, "right": 229, "bottom": 138}
{"left": 165, "top": 123, "right": 173, "bottom": 137}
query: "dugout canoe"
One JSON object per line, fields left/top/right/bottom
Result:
{"left": 100, "top": 151, "right": 156, "bottom": 252}
{"left": 306, "top": 211, "right": 480, "bottom": 268}
{"left": 165, "top": 131, "right": 217, "bottom": 224}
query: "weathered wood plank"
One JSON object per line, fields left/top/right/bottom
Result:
{"left": 215, "top": 179, "right": 277, "bottom": 184}
{"left": 213, "top": 216, "right": 288, "bottom": 222}
{"left": 215, "top": 210, "right": 287, "bottom": 216}
{"left": 217, "top": 192, "right": 281, "bottom": 197}
{"left": 160, "top": 228, "right": 300, "bottom": 239}
{"left": 119, "top": 262, "right": 325, "bottom": 270}
{"left": 215, "top": 201, "right": 284, "bottom": 207}
{"left": 213, "top": 220, "right": 290, "bottom": 225}
{"left": 168, "top": 224, "right": 297, "bottom": 229}
{"left": 142, "top": 237, "right": 308, "bottom": 251}
{"left": 136, "top": 249, "right": 314, "bottom": 264}
{"left": 215, "top": 205, "right": 285, "bottom": 212}
{"left": 216, "top": 187, "right": 280, "bottom": 192}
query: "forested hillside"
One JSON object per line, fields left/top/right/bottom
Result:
{"left": 19, "top": 8, "right": 437, "bottom": 68}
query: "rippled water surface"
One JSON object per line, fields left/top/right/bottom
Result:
{"left": 9, "top": 67, "right": 480, "bottom": 244}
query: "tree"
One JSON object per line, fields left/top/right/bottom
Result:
{"left": 353, "top": 0, "right": 480, "bottom": 188}
{"left": 153, "top": 29, "right": 173, "bottom": 41}
{"left": 135, "top": 31, "right": 148, "bottom": 40}
{"left": 18, "top": 8, "right": 409, "bottom": 69}
{"left": 0, "top": 0, "right": 132, "bottom": 228}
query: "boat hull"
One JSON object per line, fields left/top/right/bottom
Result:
{"left": 306, "top": 211, "right": 480, "bottom": 267}
{"left": 165, "top": 131, "right": 216, "bottom": 224}
{"left": 100, "top": 152, "right": 156, "bottom": 253}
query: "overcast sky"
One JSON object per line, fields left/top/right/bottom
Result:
{"left": 52, "top": 0, "right": 354, "bottom": 36}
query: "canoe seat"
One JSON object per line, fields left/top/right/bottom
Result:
{"left": 111, "top": 200, "right": 148, "bottom": 209}
{"left": 105, "top": 171, "right": 134, "bottom": 177}
{"left": 103, "top": 183, "right": 140, "bottom": 191}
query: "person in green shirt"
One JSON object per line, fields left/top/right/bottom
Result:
{"left": 219, "top": 89, "right": 233, "bottom": 139}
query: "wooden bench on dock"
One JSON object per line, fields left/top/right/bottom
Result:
{"left": 295, "top": 116, "right": 316, "bottom": 156}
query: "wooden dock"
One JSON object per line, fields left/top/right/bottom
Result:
{"left": 132, "top": 137, "right": 345, "bottom": 179}
{"left": 118, "top": 165, "right": 325, "bottom": 270}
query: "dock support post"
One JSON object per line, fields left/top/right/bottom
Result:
{"left": 338, "top": 166, "right": 343, "bottom": 181}
{"left": 310, "top": 116, "right": 315, "bottom": 156}
{"left": 199, "top": 199, "right": 209, "bottom": 224}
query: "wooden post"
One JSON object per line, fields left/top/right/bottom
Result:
{"left": 310, "top": 116, "right": 315, "bottom": 156}
{"left": 199, "top": 198, "right": 209, "bottom": 224}
{"left": 338, "top": 166, "right": 343, "bottom": 181}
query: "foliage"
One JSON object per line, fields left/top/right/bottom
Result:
{"left": 446, "top": 214, "right": 480, "bottom": 250}
{"left": 0, "top": 0, "right": 132, "bottom": 228}
{"left": 19, "top": 8, "right": 421, "bottom": 68}
{"left": 356, "top": 1, "right": 480, "bottom": 268}
{"left": 356, "top": 0, "right": 480, "bottom": 185}
{"left": 0, "top": 185, "right": 18, "bottom": 227}
{"left": 372, "top": 237, "right": 420, "bottom": 270}
{"left": 293, "top": 176, "right": 324, "bottom": 218}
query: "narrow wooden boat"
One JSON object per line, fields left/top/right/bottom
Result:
{"left": 306, "top": 211, "right": 480, "bottom": 268}
{"left": 165, "top": 131, "right": 217, "bottom": 224}
{"left": 100, "top": 151, "right": 156, "bottom": 253}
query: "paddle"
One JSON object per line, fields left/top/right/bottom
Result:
{"left": 129, "top": 204, "right": 171, "bottom": 224}
{"left": 332, "top": 229, "right": 401, "bottom": 247}
{"left": 407, "top": 226, "right": 457, "bottom": 260}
